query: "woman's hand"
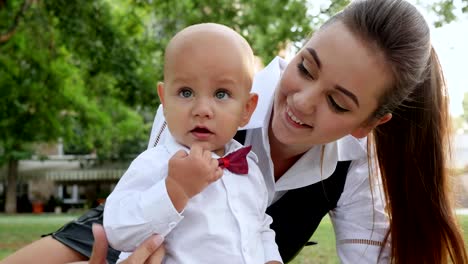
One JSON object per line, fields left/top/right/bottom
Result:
{"left": 69, "top": 224, "right": 165, "bottom": 264}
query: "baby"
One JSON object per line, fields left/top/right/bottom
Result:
{"left": 103, "top": 23, "right": 282, "bottom": 264}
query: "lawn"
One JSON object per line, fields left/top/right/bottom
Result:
{"left": 1, "top": 214, "right": 467, "bottom": 263}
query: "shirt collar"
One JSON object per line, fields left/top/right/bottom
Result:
{"left": 162, "top": 132, "right": 258, "bottom": 162}
{"left": 274, "top": 136, "right": 368, "bottom": 191}
{"left": 337, "top": 135, "right": 368, "bottom": 161}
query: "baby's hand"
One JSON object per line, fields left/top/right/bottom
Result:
{"left": 165, "top": 143, "right": 222, "bottom": 211}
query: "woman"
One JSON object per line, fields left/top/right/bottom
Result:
{"left": 4, "top": 0, "right": 467, "bottom": 263}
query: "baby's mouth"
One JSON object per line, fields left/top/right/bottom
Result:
{"left": 190, "top": 127, "right": 214, "bottom": 140}
{"left": 191, "top": 127, "right": 213, "bottom": 134}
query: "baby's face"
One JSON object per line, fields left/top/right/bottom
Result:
{"left": 159, "top": 34, "right": 256, "bottom": 156}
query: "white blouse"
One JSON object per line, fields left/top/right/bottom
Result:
{"left": 148, "top": 57, "right": 391, "bottom": 263}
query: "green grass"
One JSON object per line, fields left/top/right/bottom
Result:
{"left": 1, "top": 214, "right": 467, "bottom": 263}
{"left": 290, "top": 215, "right": 338, "bottom": 264}
{"left": 290, "top": 214, "right": 468, "bottom": 264}
{"left": 0, "top": 213, "right": 80, "bottom": 260}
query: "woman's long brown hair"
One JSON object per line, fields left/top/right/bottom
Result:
{"left": 329, "top": 0, "right": 467, "bottom": 263}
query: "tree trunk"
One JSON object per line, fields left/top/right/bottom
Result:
{"left": 5, "top": 159, "right": 18, "bottom": 214}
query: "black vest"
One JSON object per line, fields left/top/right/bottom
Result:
{"left": 234, "top": 130, "right": 350, "bottom": 263}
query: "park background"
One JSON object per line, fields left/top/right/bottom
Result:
{"left": 1, "top": 0, "right": 467, "bottom": 262}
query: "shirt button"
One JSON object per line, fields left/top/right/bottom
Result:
{"left": 168, "top": 222, "right": 177, "bottom": 228}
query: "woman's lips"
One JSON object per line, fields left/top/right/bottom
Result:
{"left": 287, "top": 107, "right": 304, "bottom": 125}
{"left": 285, "top": 106, "right": 312, "bottom": 128}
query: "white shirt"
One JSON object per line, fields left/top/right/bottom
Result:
{"left": 148, "top": 57, "right": 391, "bottom": 263}
{"left": 104, "top": 133, "right": 282, "bottom": 264}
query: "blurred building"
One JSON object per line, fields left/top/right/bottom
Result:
{"left": 453, "top": 133, "right": 468, "bottom": 170}
{"left": 0, "top": 141, "right": 128, "bottom": 213}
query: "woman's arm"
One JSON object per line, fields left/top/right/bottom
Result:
{"left": 68, "top": 224, "right": 165, "bottom": 264}
{"left": 2, "top": 204, "right": 110, "bottom": 263}
{"left": 329, "top": 158, "right": 390, "bottom": 263}
{"left": 2, "top": 236, "right": 88, "bottom": 264}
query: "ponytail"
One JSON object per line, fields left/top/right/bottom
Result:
{"left": 335, "top": 0, "right": 467, "bottom": 261}
{"left": 373, "top": 47, "right": 467, "bottom": 263}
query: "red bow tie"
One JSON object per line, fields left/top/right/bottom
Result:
{"left": 218, "top": 145, "right": 252, "bottom": 174}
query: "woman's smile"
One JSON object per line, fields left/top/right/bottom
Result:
{"left": 285, "top": 106, "right": 312, "bottom": 129}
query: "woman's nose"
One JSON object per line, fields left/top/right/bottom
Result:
{"left": 292, "top": 85, "right": 320, "bottom": 114}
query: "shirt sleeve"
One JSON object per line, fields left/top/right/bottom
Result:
{"left": 329, "top": 158, "right": 391, "bottom": 263}
{"left": 260, "top": 212, "right": 283, "bottom": 263}
{"left": 256, "top": 165, "right": 283, "bottom": 263}
{"left": 103, "top": 148, "right": 184, "bottom": 252}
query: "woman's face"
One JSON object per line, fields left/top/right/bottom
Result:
{"left": 272, "top": 21, "right": 393, "bottom": 150}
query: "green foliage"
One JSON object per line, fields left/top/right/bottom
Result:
{"left": 429, "top": 0, "right": 468, "bottom": 27}
{"left": 0, "top": 1, "right": 66, "bottom": 162}
{"left": 0, "top": 0, "right": 466, "bottom": 212}
{"left": 1, "top": 0, "right": 338, "bottom": 165}
{"left": 1, "top": 1, "right": 335, "bottom": 211}
{"left": 0, "top": 0, "right": 466, "bottom": 164}
{"left": 0, "top": 0, "right": 155, "bottom": 163}
{"left": 432, "top": 0, "right": 457, "bottom": 27}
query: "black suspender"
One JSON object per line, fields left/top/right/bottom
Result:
{"left": 266, "top": 160, "right": 351, "bottom": 263}
{"left": 233, "top": 129, "right": 247, "bottom": 145}
{"left": 234, "top": 130, "right": 351, "bottom": 263}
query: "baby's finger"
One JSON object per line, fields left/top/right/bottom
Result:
{"left": 214, "top": 167, "right": 223, "bottom": 180}
{"left": 171, "top": 150, "right": 188, "bottom": 159}
{"left": 210, "top": 158, "right": 219, "bottom": 170}
{"left": 189, "top": 143, "right": 203, "bottom": 157}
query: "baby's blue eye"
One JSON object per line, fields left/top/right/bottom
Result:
{"left": 179, "top": 89, "right": 193, "bottom": 98}
{"left": 215, "top": 90, "right": 230, "bottom": 100}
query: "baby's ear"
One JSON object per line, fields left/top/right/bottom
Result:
{"left": 240, "top": 93, "right": 258, "bottom": 127}
{"left": 157, "top": 82, "right": 165, "bottom": 106}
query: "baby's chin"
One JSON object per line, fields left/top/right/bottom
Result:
{"left": 182, "top": 141, "right": 226, "bottom": 157}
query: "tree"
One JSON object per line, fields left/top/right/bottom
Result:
{"left": 1, "top": 0, "right": 466, "bottom": 213}
{"left": 428, "top": 0, "right": 468, "bottom": 27}
{"left": 0, "top": 0, "right": 330, "bottom": 213}
{"left": 0, "top": 0, "right": 152, "bottom": 213}
{"left": 0, "top": 0, "right": 77, "bottom": 213}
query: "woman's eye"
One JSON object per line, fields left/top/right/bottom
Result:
{"left": 297, "top": 61, "right": 315, "bottom": 80}
{"left": 179, "top": 89, "right": 193, "bottom": 98}
{"left": 327, "top": 95, "right": 349, "bottom": 113}
{"left": 215, "top": 90, "right": 230, "bottom": 100}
